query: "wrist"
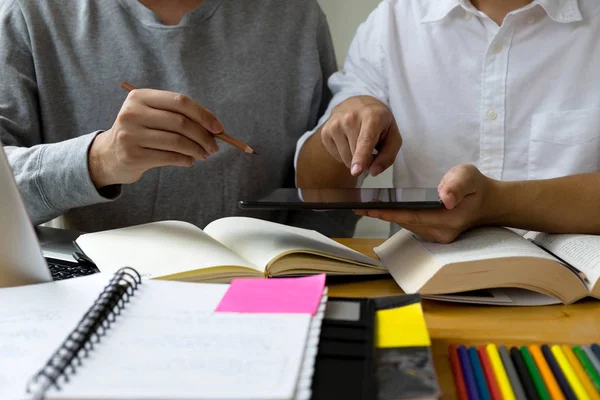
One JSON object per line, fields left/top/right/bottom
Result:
{"left": 479, "top": 178, "right": 514, "bottom": 226}
{"left": 88, "top": 132, "right": 111, "bottom": 189}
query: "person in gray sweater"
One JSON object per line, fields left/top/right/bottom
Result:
{"left": 0, "top": 0, "right": 358, "bottom": 236}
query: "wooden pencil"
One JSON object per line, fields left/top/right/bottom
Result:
{"left": 120, "top": 82, "right": 257, "bottom": 155}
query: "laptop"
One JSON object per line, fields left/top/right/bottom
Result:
{"left": 0, "top": 146, "right": 98, "bottom": 287}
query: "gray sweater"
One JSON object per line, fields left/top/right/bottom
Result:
{"left": 0, "top": 0, "right": 358, "bottom": 236}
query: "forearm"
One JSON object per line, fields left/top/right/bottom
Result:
{"left": 296, "top": 127, "right": 358, "bottom": 188}
{"left": 5, "top": 133, "right": 120, "bottom": 225}
{"left": 487, "top": 173, "right": 600, "bottom": 233}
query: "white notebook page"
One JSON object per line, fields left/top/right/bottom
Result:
{"left": 205, "top": 217, "right": 382, "bottom": 268}
{"left": 0, "top": 274, "right": 112, "bottom": 400}
{"left": 49, "top": 280, "right": 311, "bottom": 400}
{"left": 76, "top": 221, "right": 260, "bottom": 278}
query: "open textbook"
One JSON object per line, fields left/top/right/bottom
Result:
{"left": 375, "top": 227, "right": 600, "bottom": 305}
{"left": 76, "top": 217, "right": 385, "bottom": 282}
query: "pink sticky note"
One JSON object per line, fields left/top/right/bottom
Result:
{"left": 215, "top": 274, "right": 326, "bottom": 315}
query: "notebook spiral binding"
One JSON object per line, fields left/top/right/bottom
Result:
{"left": 26, "top": 267, "right": 142, "bottom": 399}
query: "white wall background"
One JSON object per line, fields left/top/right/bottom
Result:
{"left": 317, "top": 0, "right": 392, "bottom": 238}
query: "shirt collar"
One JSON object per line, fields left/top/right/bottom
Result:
{"left": 420, "top": 0, "right": 583, "bottom": 24}
{"left": 534, "top": 0, "right": 583, "bottom": 23}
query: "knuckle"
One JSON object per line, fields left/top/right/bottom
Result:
{"left": 173, "top": 114, "right": 188, "bottom": 130}
{"left": 172, "top": 93, "right": 190, "bottom": 107}
{"left": 341, "top": 112, "right": 358, "bottom": 127}
{"left": 169, "top": 134, "right": 186, "bottom": 149}
{"left": 116, "top": 129, "right": 136, "bottom": 146}
{"left": 126, "top": 89, "right": 141, "bottom": 101}
{"left": 327, "top": 118, "right": 342, "bottom": 134}
{"left": 118, "top": 106, "right": 137, "bottom": 123}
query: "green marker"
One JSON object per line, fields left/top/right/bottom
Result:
{"left": 520, "top": 346, "right": 551, "bottom": 400}
{"left": 574, "top": 345, "right": 600, "bottom": 392}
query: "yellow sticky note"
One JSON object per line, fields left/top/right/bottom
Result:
{"left": 375, "top": 303, "right": 430, "bottom": 348}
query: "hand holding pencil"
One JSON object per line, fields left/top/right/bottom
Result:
{"left": 88, "top": 82, "right": 255, "bottom": 189}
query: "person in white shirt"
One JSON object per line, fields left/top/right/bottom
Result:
{"left": 295, "top": 0, "right": 600, "bottom": 243}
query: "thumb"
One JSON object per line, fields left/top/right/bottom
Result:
{"left": 438, "top": 165, "right": 478, "bottom": 209}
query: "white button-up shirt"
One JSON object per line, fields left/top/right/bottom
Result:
{"left": 296, "top": 0, "right": 600, "bottom": 187}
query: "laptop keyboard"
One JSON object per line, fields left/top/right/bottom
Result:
{"left": 48, "top": 261, "right": 98, "bottom": 281}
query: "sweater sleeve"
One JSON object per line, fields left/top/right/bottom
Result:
{"left": 0, "top": 1, "right": 119, "bottom": 226}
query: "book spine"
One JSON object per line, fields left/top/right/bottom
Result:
{"left": 26, "top": 267, "right": 142, "bottom": 398}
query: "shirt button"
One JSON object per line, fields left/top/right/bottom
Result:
{"left": 527, "top": 16, "right": 536, "bottom": 24}
{"left": 491, "top": 43, "right": 503, "bottom": 53}
{"left": 488, "top": 110, "right": 498, "bottom": 120}
{"left": 464, "top": 12, "right": 472, "bottom": 20}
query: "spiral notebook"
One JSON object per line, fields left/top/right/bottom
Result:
{"left": 0, "top": 269, "right": 326, "bottom": 400}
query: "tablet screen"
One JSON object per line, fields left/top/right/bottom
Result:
{"left": 238, "top": 188, "right": 443, "bottom": 210}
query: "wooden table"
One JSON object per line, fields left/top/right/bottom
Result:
{"left": 332, "top": 239, "right": 600, "bottom": 399}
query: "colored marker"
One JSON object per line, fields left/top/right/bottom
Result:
{"left": 459, "top": 345, "right": 480, "bottom": 400}
{"left": 478, "top": 346, "right": 503, "bottom": 400}
{"left": 583, "top": 345, "right": 600, "bottom": 380}
{"left": 469, "top": 347, "right": 492, "bottom": 400}
{"left": 529, "top": 345, "right": 565, "bottom": 400}
{"left": 499, "top": 346, "right": 527, "bottom": 400}
{"left": 552, "top": 345, "right": 590, "bottom": 400}
{"left": 574, "top": 345, "right": 600, "bottom": 392}
{"left": 511, "top": 347, "right": 540, "bottom": 400}
{"left": 520, "top": 346, "right": 551, "bottom": 400}
{"left": 449, "top": 344, "right": 469, "bottom": 400}
{"left": 592, "top": 344, "right": 600, "bottom": 362}
{"left": 542, "top": 344, "right": 577, "bottom": 400}
{"left": 487, "top": 344, "right": 516, "bottom": 400}
{"left": 562, "top": 345, "right": 600, "bottom": 400}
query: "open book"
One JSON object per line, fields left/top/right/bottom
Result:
{"left": 76, "top": 217, "right": 385, "bottom": 282}
{"left": 375, "top": 227, "right": 600, "bottom": 305}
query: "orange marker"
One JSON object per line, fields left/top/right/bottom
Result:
{"left": 562, "top": 345, "right": 600, "bottom": 400}
{"left": 529, "top": 345, "right": 565, "bottom": 400}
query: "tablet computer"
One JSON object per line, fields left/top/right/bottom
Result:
{"left": 238, "top": 188, "right": 443, "bottom": 210}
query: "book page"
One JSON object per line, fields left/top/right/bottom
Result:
{"left": 52, "top": 280, "right": 312, "bottom": 400}
{"left": 528, "top": 233, "right": 600, "bottom": 286}
{"left": 415, "top": 227, "right": 560, "bottom": 266}
{"left": 76, "top": 221, "right": 261, "bottom": 278}
{"left": 0, "top": 274, "right": 111, "bottom": 399}
{"left": 204, "top": 217, "right": 382, "bottom": 270}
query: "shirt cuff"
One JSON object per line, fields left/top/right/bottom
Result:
{"left": 38, "top": 131, "right": 121, "bottom": 213}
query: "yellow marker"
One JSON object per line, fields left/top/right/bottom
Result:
{"left": 487, "top": 344, "right": 516, "bottom": 400}
{"left": 562, "top": 345, "right": 600, "bottom": 400}
{"left": 552, "top": 345, "right": 591, "bottom": 400}
{"left": 375, "top": 303, "right": 430, "bottom": 348}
